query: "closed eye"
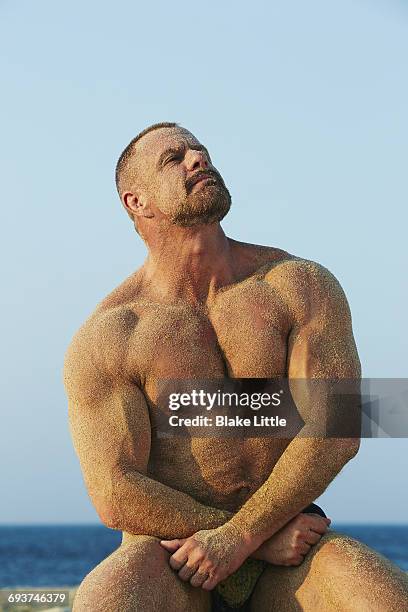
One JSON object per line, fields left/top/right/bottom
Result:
{"left": 165, "top": 153, "right": 181, "bottom": 164}
{"left": 159, "top": 146, "right": 185, "bottom": 168}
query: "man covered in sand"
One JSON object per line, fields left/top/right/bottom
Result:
{"left": 64, "top": 122, "right": 408, "bottom": 611}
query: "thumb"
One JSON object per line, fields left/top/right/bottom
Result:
{"left": 160, "top": 538, "right": 185, "bottom": 552}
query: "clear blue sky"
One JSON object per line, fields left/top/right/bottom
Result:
{"left": 1, "top": 0, "right": 407, "bottom": 524}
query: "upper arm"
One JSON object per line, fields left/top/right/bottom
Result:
{"left": 287, "top": 262, "right": 361, "bottom": 379}
{"left": 286, "top": 263, "right": 361, "bottom": 445}
{"left": 63, "top": 319, "right": 151, "bottom": 524}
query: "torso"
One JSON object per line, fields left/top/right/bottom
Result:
{"left": 86, "top": 243, "right": 310, "bottom": 512}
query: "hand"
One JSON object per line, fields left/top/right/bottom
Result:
{"left": 160, "top": 523, "right": 256, "bottom": 591}
{"left": 253, "top": 513, "right": 331, "bottom": 566}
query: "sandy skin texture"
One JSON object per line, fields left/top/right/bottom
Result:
{"left": 64, "top": 125, "right": 408, "bottom": 611}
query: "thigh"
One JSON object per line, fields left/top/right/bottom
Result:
{"left": 73, "top": 535, "right": 211, "bottom": 612}
{"left": 250, "top": 531, "right": 408, "bottom": 612}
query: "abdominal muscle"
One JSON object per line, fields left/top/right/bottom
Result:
{"left": 146, "top": 435, "right": 290, "bottom": 513}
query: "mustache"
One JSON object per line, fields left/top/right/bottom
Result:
{"left": 185, "top": 169, "right": 224, "bottom": 194}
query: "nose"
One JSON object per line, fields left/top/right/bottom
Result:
{"left": 184, "top": 149, "right": 209, "bottom": 173}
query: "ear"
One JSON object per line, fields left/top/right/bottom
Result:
{"left": 121, "top": 191, "right": 154, "bottom": 219}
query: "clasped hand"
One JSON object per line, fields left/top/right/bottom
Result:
{"left": 160, "top": 523, "right": 255, "bottom": 591}
{"left": 160, "top": 513, "right": 331, "bottom": 590}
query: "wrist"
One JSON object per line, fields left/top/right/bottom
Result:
{"left": 223, "top": 520, "right": 264, "bottom": 554}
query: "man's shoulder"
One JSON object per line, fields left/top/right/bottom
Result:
{"left": 232, "top": 240, "right": 336, "bottom": 281}
{"left": 238, "top": 241, "right": 335, "bottom": 286}
{"left": 260, "top": 253, "right": 348, "bottom": 322}
{"left": 265, "top": 255, "right": 340, "bottom": 288}
{"left": 230, "top": 239, "right": 292, "bottom": 267}
{"left": 228, "top": 240, "right": 345, "bottom": 303}
{"left": 95, "top": 267, "right": 145, "bottom": 312}
{"left": 68, "top": 269, "right": 142, "bottom": 346}
{"left": 64, "top": 271, "right": 144, "bottom": 401}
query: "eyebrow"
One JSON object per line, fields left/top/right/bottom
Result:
{"left": 157, "top": 146, "right": 183, "bottom": 169}
{"left": 157, "top": 142, "right": 210, "bottom": 169}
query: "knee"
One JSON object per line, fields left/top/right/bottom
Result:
{"left": 314, "top": 531, "right": 349, "bottom": 556}
{"left": 121, "top": 536, "right": 170, "bottom": 571}
{"left": 305, "top": 532, "right": 408, "bottom": 611}
{"left": 73, "top": 537, "right": 169, "bottom": 611}
{"left": 103, "top": 535, "right": 170, "bottom": 579}
{"left": 312, "top": 532, "right": 374, "bottom": 574}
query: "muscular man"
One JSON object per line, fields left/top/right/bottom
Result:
{"left": 64, "top": 122, "right": 408, "bottom": 611}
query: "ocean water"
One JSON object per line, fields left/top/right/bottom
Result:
{"left": 0, "top": 524, "right": 407, "bottom": 587}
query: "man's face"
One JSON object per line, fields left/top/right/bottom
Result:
{"left": 133, "top": 127, "right": 231, "bottom": 227}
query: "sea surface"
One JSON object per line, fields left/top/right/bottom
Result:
{"left": 0, "top": 525, "right": 407, "bottom": 587}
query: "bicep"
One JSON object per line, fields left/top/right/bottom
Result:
{"left": 65, "top": 346, "right": 151, "bottom": 519}
{"left": 286, "top": 269, "right": 361, "bottom": 438}
{"left": 287, "top": 272, "right": 361, "bottom": 379}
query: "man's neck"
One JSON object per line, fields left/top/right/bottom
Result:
{"left": 142, "top": 223, "right": 237, "bottom": 304}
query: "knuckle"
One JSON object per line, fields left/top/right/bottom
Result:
{"left": 185, "top": 562, "right": 196, "bottom": 571}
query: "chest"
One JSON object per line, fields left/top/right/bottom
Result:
{"left": 129, "top": 280, "right": 290, "bottom": 383}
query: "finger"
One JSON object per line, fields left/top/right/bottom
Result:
{"left": 169, "top": 543, "right": 191, "bottom": 570}
{"left": 311, "top": 513, "right": 331, "bottom": 527}
{"left": 190, "top": 569, "right": 210, "bottom": 588}
{"left": 304, "top": 512, "right": 331, "bottom": 525}
{"left": 301, "top": 514, "right": 331, "bottom": 535}
{"left": 202, "top": 573, "right": 219, "bottom": 591}
{"left": 304, "top": 530, "right": 322, "bottom": 545}
{"left": 178, "top": 562, "right": 199, "bottom": 582}
{"left": 298, "top": 542, "right": 312, "bottom": 555}
{"left": 160, "top": 538, "right": 185, "bottom": 553}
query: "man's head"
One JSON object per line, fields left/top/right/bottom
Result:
{"left": 115, "top": 123, "right": 231, "bottom": 234}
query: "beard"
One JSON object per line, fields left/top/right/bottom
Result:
{"left": 170, "top": 180, "right": 232, "bottom": 228}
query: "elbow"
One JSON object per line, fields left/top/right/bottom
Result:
{"left": 97, "top": 506, "right": 121, "bottom": 530}
{"left": 92, "top": 495, "right": 122, "bottom": 530}
{"left": 348, "top": 437, "right": 361, "bottom": 459}
{"left": 337, "top": 437, "right": 360, "bottom": 464}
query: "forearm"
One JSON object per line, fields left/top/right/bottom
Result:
{"left": 107, "top": 469, "right": 232, "bottom": 539}
{"left": 228, "top": 437, "right": 358, "bottom": 547}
